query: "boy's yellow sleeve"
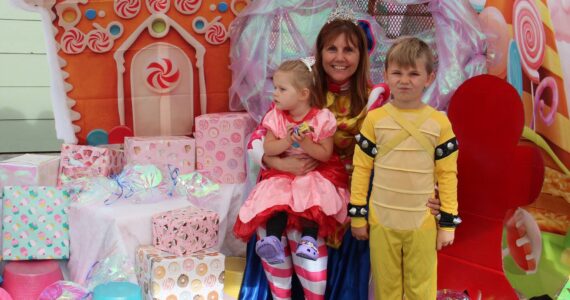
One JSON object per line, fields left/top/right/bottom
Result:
{"left": 350, "top": 114, "right": 376, "bottom": 228}
{"left": 434, "top": 114, "right": 459, "bottom": 231}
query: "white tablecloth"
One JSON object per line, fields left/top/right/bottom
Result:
{"left": 68, "top": 183, "right": 247, "bottom": 284}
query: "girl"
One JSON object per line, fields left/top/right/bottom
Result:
{"left": 233, "top": 58, "right": 350, "bottom": 264}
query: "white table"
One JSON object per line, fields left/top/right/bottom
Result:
{"left": 67, "top": 183, "right": 247, "bottom": 284}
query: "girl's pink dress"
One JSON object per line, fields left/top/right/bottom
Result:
{"left": 234, "top": 107, "right": 350, "bottom": 240}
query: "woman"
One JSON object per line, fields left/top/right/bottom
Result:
{"left": 239, "top": 17, "right": 441, "bottom": 300}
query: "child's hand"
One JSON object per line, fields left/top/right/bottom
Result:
{"left": 285, "top": 124, "right": 296, "bottom": 145}
{"left": 436, "top": 229, "right": 455, "bottom": 250}
{"left": 351, "top": 226, "right": 369, "bottom": 240}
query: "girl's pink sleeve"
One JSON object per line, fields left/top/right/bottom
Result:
{"left": 312, "top": 108, "right": 337, "bottom": 141}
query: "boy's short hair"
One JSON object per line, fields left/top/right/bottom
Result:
{"left": 385, "top": 36, "right": 434, "bottom": 74}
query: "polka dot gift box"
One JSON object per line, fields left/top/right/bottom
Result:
{"left": 135, "top": 245, "right": 225, "bottom": 300}
{"left": 2, "top": 186, "right": 74, "bottom": 260}
{"left": 125, "top": 136, "right": 196, "bottom": 177}
{"left": 194, "top": 112, "right": 257, "bottom": 184}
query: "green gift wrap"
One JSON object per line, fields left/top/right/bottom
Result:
{"left": 2, "top": 186, "right": 73, "bottom": 260}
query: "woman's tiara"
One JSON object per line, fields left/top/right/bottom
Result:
{"left": 326, "top": 6, "right": 358, "bottom": 25}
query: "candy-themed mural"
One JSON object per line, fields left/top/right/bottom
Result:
{"left": 10, "top": 0, "right": 248, "bottom": 145}
{"left": 438, "top": 0, "right": 570, "bottom": 298}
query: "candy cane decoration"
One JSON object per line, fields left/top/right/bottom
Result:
{"left": 60, "top": 28, "right": 86, "bottom": 54}
{"left": 87, "top": 30, "right": 113, "bottom": 53}
{"left": 114, "top": 0, "right": 141, "bottom": 19}
{"left": 145, "top": 58, "right": 181, "bottom": 93}
{"left": 533, "top": 76, "right": 559, "bottom": 127}
{"left": 146, "top": 0, "right": 169, "bottom": 14}
{"left": 513, "top": 0, "right": 545, "bottom": 83}
{"left": 174, "top": 0, "right": 201, "bottom": 15}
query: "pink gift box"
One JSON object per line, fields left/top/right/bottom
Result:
{"left": 58, "top": 144, "right": 125, "bottom": 186}
{"left": 0, "top": 154, "right": 60, "bottom": 191}
{"left": 152, "top": 206, "right": 219, "bottom": 256}
{"left": 124, "top": 136, "right": 195, "bottom": 175}
{"left": 136, "top": 245, "right": 224, "bottom": 299}
{"left": 195, "top": 112, "right": 257, "bottom": 184}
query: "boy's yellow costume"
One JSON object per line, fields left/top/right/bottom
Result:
{"left": 350, "top": 103, "right": 460, "bottom": 299}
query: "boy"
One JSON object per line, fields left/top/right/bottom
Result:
{"left": 349, "top": 37, "right": 461, "bottom": 299}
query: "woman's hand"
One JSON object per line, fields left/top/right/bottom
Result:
{"left": 427, "top": 197, "right": 441, "bottom": 216}
{"left": 264, "top": 155, "right": 319, "bottom": 176}
{"left": 351, "top": 225, "right": 369, "bottom": 240}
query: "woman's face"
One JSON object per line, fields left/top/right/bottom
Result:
{"left": 321, "top": 33, "right": 360, "bottom": 84}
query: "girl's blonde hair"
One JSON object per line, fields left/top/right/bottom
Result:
{"left": 276, "top": 60, "right": 323, "bottom": 108}
{"left": 314, "top": 19, "right": 370, "bottom": 117}
{"left": 385, "top": 36, "right": 434, "bottom": 74}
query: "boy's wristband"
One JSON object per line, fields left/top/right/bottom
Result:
{"left": 436, "top": 211, "right": 462, "bottom": 228}
{"left": 348, "top": 203, "right": 368, "bottom": 217}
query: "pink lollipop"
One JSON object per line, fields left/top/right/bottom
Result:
{"left": 60, "top": 28, "right": 86, "bottom": 54}
{"left": 145, "top": 58, "right": 181, "bottom": 93}
{"left": 205, "top": 22, "right": 228, "bottom": 45}
{"left": 533, "top": 76, "right": 559, "bottom": 127}
{"left": 87, "top": 30, "right": 112, "bottom": 53}
{"left": 174, "top": 0, "right": 201, "bottom": 15}
{"left": 114, "top": 0, "right": 141, "bottom": 19}
{"left": 513, "top": 0, "right": 545, "bottom": 83}
{"left": 146, "top": 0, "right": 169, "bottom": 13}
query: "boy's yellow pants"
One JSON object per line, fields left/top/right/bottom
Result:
{"left": 369, "top": 207, "right": 437, "bottom": 300}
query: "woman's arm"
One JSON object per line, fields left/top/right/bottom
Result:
{"left": 263, "top": 130, "right": 292, "bottom": 156}
{"left": 296, "top": 135, "right": 333, "bottom": 162}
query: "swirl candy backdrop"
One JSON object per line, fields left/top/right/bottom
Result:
{"left": 10, "top": 0, "right": 246, "bottom": 144}
{"left": 461, "top": 0, "right": 570, "bottom": 299}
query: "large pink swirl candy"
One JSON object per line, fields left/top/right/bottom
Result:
{"left": 146, "top": 0, "right": 169, "bottom": 13}
{"left": 87, "top": 30, "right": 112, "bottom": 53}
{"left": 533, "top": 76, "right": 559, "bottom": 127}
{"left": 513, "top": 0, "right": 545, "bottom": 83}
{"left": 114, "top": 0, "right": 141, "bottom": 19}
{"left": 205, "top": 22, "right": 228, "bottom": 45}
{"left": 145, "top": 58, "right": 180, "bottom": 93}
{"left": 174, "top": 0, "right": 201, "bottom": 15}
{"left": 60, "top": 28, "right": 86, "bottom": 54}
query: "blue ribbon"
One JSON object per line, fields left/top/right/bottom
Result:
{"left": 167, "top": 164, "right": 180, "bottom": 197}
{"left": 104, "top": 172, "right": 135, "bottom": 205}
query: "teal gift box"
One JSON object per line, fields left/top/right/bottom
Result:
{"left": 2, "top": 186, "right": 73, "bottom": 260}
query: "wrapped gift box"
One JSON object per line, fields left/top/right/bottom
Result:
{"left": 124, "top": 136, "right": 195, "bottom": 176}
{"left": 58, "top": 144, "right": 125, "bottom": 186}
{"left": 0, "top": 154, "right": 60, "bottom": 192}
{"left": 152, "top": 206, "right": 219, "bottom": 256}
{"left": 2, "top": 186, "right": 73, "bottom": 260}
{"left": 136, "top": 245, "right": 224, "bottom": 300}
{"left": 195, "top": 112, "right": 256, "bottom": 184}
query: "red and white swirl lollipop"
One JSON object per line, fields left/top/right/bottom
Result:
{"left": 87, "top": 30, "right": 113, "bottom": 53}
{"left": 145, "top": 58, "right": 181, "bottom": 93}
{"left": 114, "top": 0, "right": 141, "bottom": 19}
{"left": 205, "top": 21, "right": 228, "bottom": 45}
{"left": 146, "top": 0, "right": 169, "bottom": 14}
{"left": 513, "top": 0, "right": 545, "bottom": 83}
{"left": 60, "top": 28, "right": 86, "bottom": 54}
{"left": 174, "top": 0, "right": 201, "bottom": 15}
